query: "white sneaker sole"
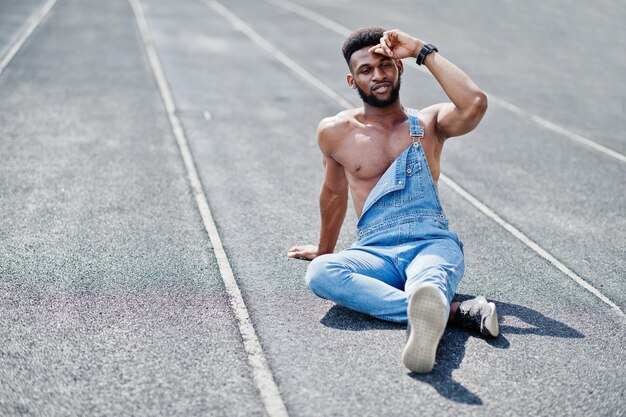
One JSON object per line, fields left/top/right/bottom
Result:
{"left": 402, "top": 284, "right": 447, "bottom": 374}
{"left": 482, "top": 302, "right": 499, "bottom": 337}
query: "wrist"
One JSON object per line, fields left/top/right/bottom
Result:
{"left": 412, "top": 38, "right": 425, "bottom": 57}
{"left": 316, "top": 245, "right": 334, "bottom": 256}
{"left": 416, "top": 43, "right": 438, "bottom": 66}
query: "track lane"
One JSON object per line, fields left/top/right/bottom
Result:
{"left": 216, "top": 0, "right": 626, "bottom": 311}
{"left": 212, "top": 0, "right": 624, "bottom": 317}
{"left": 0, "top": 0, "right": 265, "bottom": 415}
{"left": 139, "top": 0, "right": 626, "bottom": 415}
{"left": 0, "top": 0, "right": 57, "bottom": 75}
{"left": 129, "top": 0, "right": 289, "bottom": 415}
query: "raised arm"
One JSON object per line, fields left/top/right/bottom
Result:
{"left": 369, "top": 29, "right": 487, "bottom": 140}
{"left": 288, "top": 119, "right": 348, "bottom": 260}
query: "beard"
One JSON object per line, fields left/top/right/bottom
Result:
{"left": 356, "top": 76, "right": 401, "bottom": 108}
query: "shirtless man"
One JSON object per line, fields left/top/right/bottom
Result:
{"left": 288, "top": 27, "right": 498, "bottom": 373}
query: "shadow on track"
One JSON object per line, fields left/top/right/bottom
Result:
{"left": 320, "top": 304, "right": 406, "bottom": 331}
{"left": 320, "top": 295, "right": 584, "bottom": 405}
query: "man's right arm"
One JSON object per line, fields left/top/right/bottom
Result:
{"left": 316, "top": 152, "right": 348, "bottom": 256}
{"left": 288, "top": 118, "right": 348, "bottom": 260}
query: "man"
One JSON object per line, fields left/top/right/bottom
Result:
{"left": 288, "top": 27, "right": 498, "bottom": 374}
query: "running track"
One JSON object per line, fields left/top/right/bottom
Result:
{"left": 0, "top": 0, "right": 624, "bottom": 415}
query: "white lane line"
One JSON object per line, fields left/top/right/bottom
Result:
{"left": 263, "top": 0, "right": 626, "bottom": 164}
{"left": 440, "top": 176, "right": 625, "bottom": 318}
{"left": 0, "top": 0, "right": 58, "bottom": 76}
{"left": 209, "top": 1, "right": 352, "bottom": 110}
{"left": 127, "top": 1, "right": 291, "bottom": 416}
{"left": 264, "top": 0, "right": 351, "bottom": 37}
{"left": 211, "top": 1, "right": 625, "bottom": 319}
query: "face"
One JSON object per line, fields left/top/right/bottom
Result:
{"left": 347, "top": 47, "right": 403, "bottom": 108}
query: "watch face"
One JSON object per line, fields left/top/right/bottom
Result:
{"left": 417, "top": 44, "right": 437, "bottom": 65}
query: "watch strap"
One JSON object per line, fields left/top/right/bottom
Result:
{"left": 416, "top": 43, "right": 438, "bottom": 66}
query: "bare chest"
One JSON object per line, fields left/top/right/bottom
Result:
{"left": 334, "top": 127, "right": 442, "bottom": 191}
{"left": 335, "top": 132, "right": 400, "bottom": 176}
{"left": 333, "top": 127, "right": 414, "bottom": 181}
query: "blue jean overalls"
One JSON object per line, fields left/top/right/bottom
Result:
{"left": 305, "top": 108, "right": 464, "bottom": 323}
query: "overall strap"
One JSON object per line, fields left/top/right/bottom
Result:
{"left": 407, "top": 108, "right": 424, "bottom": 145}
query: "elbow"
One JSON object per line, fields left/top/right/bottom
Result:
{"left": 460, "top": 91, "right": 488, "bottom": 130}
{"left": 471, "top": 91, "right": 488, "bottom": 121}
{"left": 321, "top": 181, "right": 348, "bottom": 198}
{"left": 320, "top": 184, "right": 348, "bottom": 205}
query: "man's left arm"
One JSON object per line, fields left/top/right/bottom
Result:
{"left": 423, "top": 51, "right": 488, "bottom": 140}
{"left": 370, "top": 30, "right": 488, "bottom": 140}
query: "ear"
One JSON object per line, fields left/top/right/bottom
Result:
{"left": 396, "top": 59, "right": 404, "bottom": 75}
{"left": 346, "top": 73, "right": 356, "bottom": 89}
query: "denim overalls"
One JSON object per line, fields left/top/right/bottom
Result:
{"left": 305, "top": 109, "right": 464, "bottom": 323}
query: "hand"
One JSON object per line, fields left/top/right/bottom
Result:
{"left": 368, "top": 30, "right": 423, "bottom": 60}
{"left": 287, "top": 244, "right": 320, "bottom": 261}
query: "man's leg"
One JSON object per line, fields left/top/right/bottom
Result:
{"left": 402, "top": 240, "right": 499, "bottom": 338}
{"left": 401, "top": 239, "right": 464, "bottom": 373}
{"left": 403, "top": 239, "right": 465, "bottom": 311}
{"left": 305, "top": 247, "right": 408, "bottom": 322}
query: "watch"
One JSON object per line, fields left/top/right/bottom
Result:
{"left": 416, "top": 44, "right": 438, "bottom": 66}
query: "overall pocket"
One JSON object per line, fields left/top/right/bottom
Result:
{"left": 377, "top": 157, "right": 425, "bottom": 207}
{"left": 398, "top": 158, "right": 425, "bottom": 204}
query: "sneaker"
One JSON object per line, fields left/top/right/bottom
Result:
{"left": 402, "top": 283, "right": 448, "bottom": 374}
{"left": 455, "top": 296, "right": 499, "bottom": 337}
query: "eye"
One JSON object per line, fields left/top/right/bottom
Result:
{"left": 361, "top": 68, "right": 371, "bottom": 74}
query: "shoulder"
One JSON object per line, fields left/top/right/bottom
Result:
{"left": 414, "top": 104, "right": 441, "bottom": 122}
{"left": 317, "top": 108, "right": 361, "bottom": 153}
{"left": 317, "top": 108, "right": 360, "bottom": 135}
{"left": 416, "top": 104, "right": 447, "bottom": 142}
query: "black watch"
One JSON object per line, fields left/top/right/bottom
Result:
{"left": 416, "top": 44, "right": 438, "bottom": 66}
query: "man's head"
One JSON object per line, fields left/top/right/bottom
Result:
{"left": 342, "top": 27, "right": 386, "bottom": 65}
{"left": 342, "top": 27, "right": 403, "bottom": 108}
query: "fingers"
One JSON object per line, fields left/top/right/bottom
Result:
{"left": 287, "top": 246, "right": 306, "bottom": 259}
{"left": 287, "top": 251, "right": 309, "bottom": 260}
{"left": 367, "top": 45, "right": 381, "bottom": 54}
{"left": 367, "top": 33, "right": 398, "bottom": 58}
{"left": 382, "top": 31, "right": 394, "bottom": 46}
{"left": 287, "top": 244, "right": 317, "bottom": 260}
{"left": 383, "top": 29, "right": 402, "bottom": 41}
{"left": 378, "top": 36, "right": 392, "bottom": 55}
{"left": 383, "top": 31, "right": 398, "bottom": 50}
{"left": 368, "top": 44, "right": 393, "bottom": 58}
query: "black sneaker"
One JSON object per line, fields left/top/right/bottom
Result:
{"left": 455, "top": 296, "right": 499, "bottom": 337}
{"left": 402, "top": 283, "right": 448, "bottom": 373}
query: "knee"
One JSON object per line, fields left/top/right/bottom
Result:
{"left": 409, "top": 262, "right": 464, "bottom": 305}
{"left": 304, "top": 254, "right": 342, "bottom": 297}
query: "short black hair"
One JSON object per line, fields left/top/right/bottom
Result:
{"left": 341, "top": 27, "right": 385, "bottom": 67}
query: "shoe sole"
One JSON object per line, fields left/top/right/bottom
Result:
{"left": 481, "top": 302, "right": 499, "bottom": 337}
{"left": 402, "top": 284, "right": 447, "bottom": 374}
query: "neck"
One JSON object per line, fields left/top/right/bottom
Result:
{"left": 362, "top": 100, "right": 406, "bottom": 126}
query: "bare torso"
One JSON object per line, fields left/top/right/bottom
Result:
{"left": 322, "top": 106, "right": 444, "bottom": 218}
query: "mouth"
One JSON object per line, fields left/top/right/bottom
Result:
{"left": 371, "top": 82, "right": 391, "bottom": 93}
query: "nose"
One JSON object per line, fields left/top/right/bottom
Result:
{"left": 371, "top": 66, "right": 386, "bottom": 81}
